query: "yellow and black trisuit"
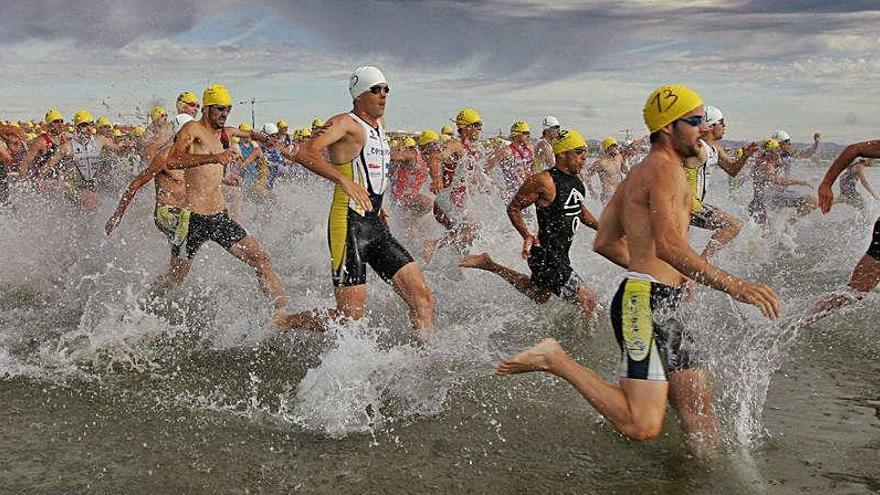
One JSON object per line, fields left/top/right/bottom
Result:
{"left": 329, "top": 113, "right": 413, "bottom": 287}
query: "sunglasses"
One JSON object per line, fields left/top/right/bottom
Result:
{"left": 469, "top": 122, "right": 482, "bottom": 129}
{"left": 781, "top": 139, "right": 791, "bottom": 144}
{"left": 369, "top": 85, "right": 390, "bottom": 95}
{"left": 186, "top": 102, "right": 200, "bottom": 108}
{"left": 677, "top": 115, "right": 705, "bottom": 127}
{"left": 573, "top": 147, "right": 588, "bottom": 155}
{"left": 210, "top": 105, "right": 232, "bottom": 113}
{"left": 77, "top": 122, "right": 92, "bottom": 128}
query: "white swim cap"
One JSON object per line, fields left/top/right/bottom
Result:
{"left": 773, "top": 130, "right": 791, "bottom": 142}
{"left": 262, "top": 122, "right": 279, "bottom": 135}
{"left": 171, "top": 113, "right": 194, "bottom": 135}
{"left": 704, "top": 106, "right": 724, "bottom": 126}
{"left": 349, "top": 66, "right": 387, "bottom": 99}
{"left": 541, "top": 115, "right": 560, "bottom": 128}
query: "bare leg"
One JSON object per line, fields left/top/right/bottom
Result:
{"left": 459, "top": 252, "right": 552, "bottom": 303}
{"left": 497, "top": 338, "right": 669, "bottom": 440}
{"left": 273, "top": 285, "right": 365, "bottom": 334}
{"left": 803, "top": 254, "right": 880, "bottom": 324}
{"left": 228, "top": 235, "right": 288, "bottom": 311}
{"left": 148, "top": 257, "right": 192, "bottom": 300}
{"left": 702, "top": 210, "right": 743, "bottom": 259}
{"left": 391, "top": 262, "right": 436, "bottom": 340}
{"left": 667, "top": 367, "right": 719, "bottom": 458}
{"left": 574, "top": 286, "right": 599, "bottom": 326}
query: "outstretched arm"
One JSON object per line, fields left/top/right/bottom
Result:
{"left": 105, "top": 153, "right": 166, "bottom": 235}
{"left": 818, "top": 139, "right": 880, "bottom": 212}
{"left": 718, "top": 142, "right": 757, "bottom": 177}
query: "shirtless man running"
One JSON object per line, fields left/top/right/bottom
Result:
{"left": 460, "top": 129, "right": 599, "bottom": 325}
{"left": 161, "top": 85, "right": 290, "bottom": 317}
{"left": 533, "top": 115, "right": 560, "bottom": 173}
{"left": 278, "top": 66, "right": 435, "bottom": 340}
{"left": 583, "top": 136, "right": 643, "bottom": 204}
{"left": 807, "top": 139, "right": 880, "bottom": 318}
{"left": 496, "top": 85, "right": 780, "bottom": 456}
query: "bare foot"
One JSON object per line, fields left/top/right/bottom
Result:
{"left": 271, "top": 309, "right": 328, "bottom": 334}
{"left": 458, "top": 252, "right": 492, "bottom": 270}
{"left": 496, "top": 338, "right": 564, "bottom": 376}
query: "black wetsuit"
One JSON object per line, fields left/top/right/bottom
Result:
{"left": 527, "top": 167, "right": 587, "bottom": 298}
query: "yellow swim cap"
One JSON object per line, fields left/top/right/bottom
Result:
{"left": 96, "top": 116, "right": 112, "bottom": 128}
{"left": 293, "top": 127, "right": 312, "bottom": 138}
{"left": 177, "top": 91, "right": 199, "bottom": 105}
{"left": 231, "top": 136, "right": 241, "bottom": 145}
{"left": 26, "top": 132, "right": 37, "bottom": 140}
{"left": 440, "top": 124, "right": 454, "bottom": 136}
{"left": 276, "top": 119, "right": 289, "bottom": 130}
{"left": 762, "top": 138, "right": 780, "bottom": 151}
{"left": 45, "top": 108, "right": 63, "bottom": 124}
{"left": 311, "top": 118, "right": 324, "bottom": 128}
{"left": 238, "top": 122, "right": 252, "bottom": 132}
{"left": 203, "top": 84, "right": 233, "bottom": 107}
{"left": 440, "top": 134, "right": 452, "bottom": 144}
{"left": 389, "top": 138, "right": 400, "bottom": 149}
{"left": 455, "top": 107, "right": 481, "bottom": 126}
{"left": 150, "top": 106, "right": 167, "bottom": 122}
{"left": 73, "top": 109, "right": 94, "bottom": 126}
{"left": 131, "top": 126, "right": 146, "bottom": 137}
{"left": 552, "top": 129, "right": 587, "bottom": 155}
{"left": 643, "top": 84, "right": 703, "bottom": 133}
{"left": 403, "top": 136, "right": 417, "bottom": 148}
{"left": 510, "top": 121, "right": 530, "bottom": 134}
{"left": 601, "top": 136, "right": 618, "bottom": 151}
{"left": 418, "top": 129, "right": 439, "bottom": 146}
{"left": 112, "top": 129, "right": 123, "bottom": 138}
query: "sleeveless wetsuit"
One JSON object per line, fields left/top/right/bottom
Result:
{"left": 527, "top": 167, "right": 587, "bottom": 299}
{"left": 689, "top": 139, "right": 719, "bottom": 229}
{"left": 69, "top": 134, "right": 103, "bottom": 190}
{"left": 502, "top": 142, "right": 533, "bottom": 199}
{"left": 328, "top": 113, "right": 413, "bottom": 287}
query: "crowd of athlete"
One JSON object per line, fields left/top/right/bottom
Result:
{"left": 0, "top": 68, "right": 877, "bottom": 457}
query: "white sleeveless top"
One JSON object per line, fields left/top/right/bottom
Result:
{"left": 70, "top": 134, "right": 103, "bottom": 181}
{"left": 348, "top": 112, "right": 389, "bottom": 201}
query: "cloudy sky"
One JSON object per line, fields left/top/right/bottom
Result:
{"left": 0, "top": 0, "right": 878, "bottom": 142}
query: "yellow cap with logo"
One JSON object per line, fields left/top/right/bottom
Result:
{"left": 311, "top": 118, "right": 324, "bottom": 128}
{"left": 510, "top": 121, "right": 530, "bottom": 134}
{"left": 150, "top": 106, "right": 167, "bottom": 122}
{"left": 601, "top": 136, "right": 618, "bottom": 151}
{"left": 763, "top": 138, "right": 779, "bottom": 151}
{"left": 238, "top": 122, "right": 252, "bottom": 132}
{"left": 455, "top": 107, "right": 481, "bottom": 126}
{"left": 277, "top": 119, "right": 289, "bottom": 130}
{"left": 177, "top": 91, "right": 199, "bottom": 105}
{"left": 45, "top": 108, "right": 63, "bottom": 124}
{"left": 73, "top": 109, "right": 94, "bottom": 126}
{"left": 552, "top": 129, "right": 587, "bottom": 155}
{"left": 203, "top": 84, "right": 233, "bottom": 107}
{"left": 643, "top": 84, "right": 703, "bottom": 133}
{"left": 418, "top": 129, "right": 439, "bottom": 146}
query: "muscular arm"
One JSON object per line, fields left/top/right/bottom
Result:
{"left": 166, "top": 122, "right": 230, "bottom": 170}
{"left": 292, "top": 114, "right": 373, "bottom": 211}
{"left": 593, "top": 192, "right": 629, "bottom": 268}
{"left": 818, "top": 140, "right": 880, "bottom": 213}
{"left": 650, "top": 171, "right": 741, "bottom": 293}
{"left": 579, "top": 205, "right": 598, "bottom": 231}
{"left": 717, "top": 142, "right": 756, "bottom": 177}
{"left": 506, "top": 172, "right": 552, "bottom": 240}
{"left": 425, "top": 149, "right": 442, "bottom": 193}
{"left": 106, "top": 152, "right": 167, "bottom": 234}
{"left": 20, "top": 139, "right": 47, "bottom": 176}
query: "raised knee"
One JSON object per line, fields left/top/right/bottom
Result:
{"left": 625, "top": 422, "right": 663, "bottom": 441}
